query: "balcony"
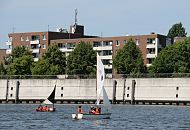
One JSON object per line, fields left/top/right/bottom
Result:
{"left": 6, "top": 41, "right": 12, "bottom": 46}
{"left": 99, "top": 55, "right": 112, "bottom": 59}
{"left": 104, "top": 64, "right": 112, "bottom": 69}
{"left": 146, "top": 44, "right": 156, "bottom": 48}
{"left": 30, "top": 40, "right": 39, "bottom": 44}
{"left": 93, "top": 46, "right": 112, "bottom": 51}
{"left": 31, "top": 48, "right": 39, "bottom": 53}
{"left": 59, "top": 48, "right": 68, "bottom": 52}
{"left": 59, "top": 48, "right": 74, "bottom": 53}
{"left": 33, "top": 58, "right": 39, "bottom": 62}
{"left": 6, "top": 49, "right": 12, "bottom": 54}
{"left": 146, "top": 54, "right": 156, "bottom": 58}
{"left": 146, "top": 64, "right": 152, "bottom": 67}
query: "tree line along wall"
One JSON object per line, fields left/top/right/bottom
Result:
{"left": 0, "top": 78, "right": 190, "bottom": 104}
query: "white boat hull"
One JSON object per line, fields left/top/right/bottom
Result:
{"left": 72, "top": 113, "right": 111, "bottom": 120}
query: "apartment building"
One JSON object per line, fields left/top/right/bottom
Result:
{"left": 50, "top": 33, "right": 172, "bottom": 75}
{"left": 5, "top": 24, "right": 171, "bottom": 76}
{"left": 6, "top": 24, "right": 97, "bottom": 61}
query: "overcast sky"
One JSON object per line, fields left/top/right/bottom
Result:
{"left": 0, "top": 0, "right": 189, "bottom": 48}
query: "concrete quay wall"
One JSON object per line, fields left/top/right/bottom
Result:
{"left": 0, "top": 78, "right": 190, "bottom": 104}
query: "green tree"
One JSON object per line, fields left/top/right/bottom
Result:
{"left": 43, "top": 45, "right": 66, "bottom": 74}
{"left": 167, "top": 22, "right": 187, "bottom": 38}
{"left": 66, "top": 41, "right": 96, "bottom": 76}
{"left": 31, "top": 45, "right": 66, "bottom": 75}
{"left": 5, "top": 46, "right": 31, "bottom": 65}
{"left": 7, "top": 55, "right": 33, "bottom": 75}
{"left": 113, "top": 39, "right": 145, "bottom": 74}
{"left": 149, "top": 37, "right": 190, "bottom": 73}
{"left": 6, "top": 46, "right": 33, "bottom": 75}
{"left": 31, "top": 59, "right": 59, "bottom": 75}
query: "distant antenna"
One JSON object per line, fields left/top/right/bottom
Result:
{"left": 101, "top": 32, "right": 103, "bottom": 37}
{"left": 12, "top": 27, "right": 15, "bottom": 33}
{"left": 75, "top": 8, "right": 78, "bottom": 25}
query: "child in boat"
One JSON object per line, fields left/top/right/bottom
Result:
{"left": 43, "top": 106, "right": 49, "bottom": 111}
{"left": 95, "top": 106, "right": 101, "bottom": 114}
{"left": 77, "top": 106, "right": 84, "bottom": 114}
{"left": 36, "top": 105, "right": 43, "bottom": 111}
{"left": 89, "top": 106, "right": 96, "bottom": 114}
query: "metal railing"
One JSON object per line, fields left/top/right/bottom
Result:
{"left": 1, "top": 73, "right": 190, "bottom": 79}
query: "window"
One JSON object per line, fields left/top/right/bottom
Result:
{"left": 147, "top": 58, "right": 154, "bottom": 64}
{"left": 32, "top": 53, "right": 39, "bottom": 58}
{"left": 42, "top": 44, "right": 46, "bottom": 49}
{"left": 67, "top": 43, "right": 75, "bottom": 49}
{"left": 103, "top": 41, "right": 112, "bottom": 46}
{"left": 21, "top": 37, "right": 24, "bottom": 41}
{"left": 176, "top": 87, "right": 179, "bottom": 90}
{"left": 8, "top": 45, "right": 12, "bottom": 49}
{"left": 116, "top": 40, "right": 120, "bottom": 46}
{"left": 58, "top": 43, "right": 63, "bottom": 48}
{"left": 147, "top": 48, "right": 155, "bottom": 54}
{"left": 31, "top": 44, "right": 39, "bottom": 49}
{"left": 124, "top": 40, "right": 127, "bottom": 44}
{"left": 135, "top": 39, "right": 139, "bottom": 45}
{"left": 42, "top": 35, "right": 46, "bottom": 40}
{"left": 105, "top": 69, "right": 112, "bottom": 74}
{"left": 31, "top": 35, "right": 40, "bottom": 41}
{"left": 103, "top": 50, "right": 112, "bottom": 56}
{"left": 10, "top": 94, "right": 13, "bottom": 97}
{"left": 63, "top": 44, "right": 66, "bottom": 48}
{"left": 11, "top": 87, "right": 13, "bottom": 90}
{"left": 102, "top": 59, "right": 111, "bottom": 65}
{"left": 61, "top": 94, "right": 63, "bottom": 97}
{"left": 61, "top": 87, "right": 64, "bottom": 90}
{"left": 127, "top": 87, "right": 130, "bottom": 90}
{"left": 93, "top": 42, "right": 102, "bottom": 47}
{"left": 176, "top": 94, "right": 178, "bottom": 98}
{"left": 127, "top": 94, "right": 129, "bottom": 97}
{"left": 147, "top": 38, "right": 156, "bottom": 44}
{"left": 26, "top": 36, "right": 29, "bottom": 41}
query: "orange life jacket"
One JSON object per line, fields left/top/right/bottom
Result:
{"left": 78, "top": 108, "right": 83, "bottom": 113}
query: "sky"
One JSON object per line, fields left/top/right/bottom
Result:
{"left": 0, "top": 0, "right": 190, "bottom": 48}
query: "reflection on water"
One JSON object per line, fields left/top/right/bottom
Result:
{"left": 0, "top": 104, "right": 190, "bottom": 130}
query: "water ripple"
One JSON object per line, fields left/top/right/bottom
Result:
{"left": 0, "top": 104, "right": 190, "bottom": 129}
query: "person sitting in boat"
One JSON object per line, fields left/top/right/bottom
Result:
{"left": 43, "top": 106, "right": 49, "bottom": 111}
{"left": 89, "top": 106, "right": 96, "bottom": 114}
{"left": 95, "top": 106, "right": 101, "bottom": 114}
{"left": 36, "top": 105, "right": 43, "bottom": 111}
{"left": 77, "top": 105, "right": 84, "bottom": 114}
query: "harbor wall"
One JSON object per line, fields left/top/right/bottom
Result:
{"left": 0, "top": 78, "right": 190, "bottom": 104}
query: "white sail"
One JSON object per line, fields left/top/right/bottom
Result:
{"left": 71, "top": 53, "right": 111, "bottom": 119}
{"left": 103, "top": 87, "right": 111, "bottom": 110}
{"left": 96, "top": 53, "right": 105, "bottom": 105}
{"left": 42, "top": 99, "right": 53, "bottom": 105}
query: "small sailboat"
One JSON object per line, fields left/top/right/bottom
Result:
{"left": 36, "top": 85, "right": 56, "bottom": 112}
{"left": 72, "top": 53, "right": 111, "bottom": 119}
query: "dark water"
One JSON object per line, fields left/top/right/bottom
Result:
{"left": 0, "top": 104, "right": 190, "bottom": 130}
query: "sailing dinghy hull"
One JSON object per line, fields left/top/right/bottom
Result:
{"left": 72, "top": 113, "right": 111, "bottom": 120}
{"left": 36, "top": 107, "right": 56, "bottom": 112}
